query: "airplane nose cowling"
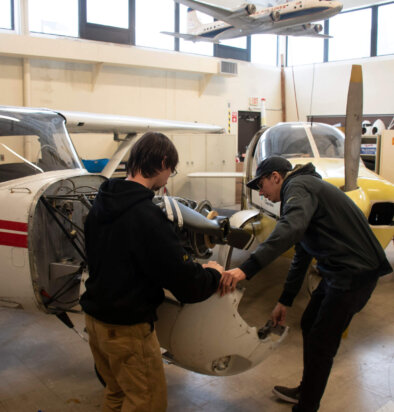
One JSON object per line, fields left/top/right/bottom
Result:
{"left": 156, "top": 290, "right": 288, "bottom": 376}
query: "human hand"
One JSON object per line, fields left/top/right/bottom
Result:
{"left": 203, "top": 260, "right": 224, "bottom": 274}
{"left": 219, "top": 268, "right": 246, "bottom": 296}
{"left": 271, "top": 302, "right": 287, "bottom": 326}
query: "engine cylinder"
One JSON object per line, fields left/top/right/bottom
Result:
{"left": 314, "top": 23, "right": 323, "bottom": 33}
{"left": 270, "top": 10, "right": 280, "bottom": 22}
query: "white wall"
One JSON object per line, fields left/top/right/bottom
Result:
{"left": 0, "top": 34, "right": 282, "bottom": 129}
{"left": 0, "top": 33, "right": 282, "bottom": 205}
{"left": 285, "top": 56, "right": 394, "bottom": 122}
{"left": 1, "top": 32, "right": 393, "bottom": 203}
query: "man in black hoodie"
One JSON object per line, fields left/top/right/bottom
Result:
{"left": 80, "top": 132, "right": 222, "bottom": 412}
{"left": 220, "top": 156, "right": 392, "bottom": 412}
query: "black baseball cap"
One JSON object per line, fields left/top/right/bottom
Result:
{"left": 246, "top": 156, "right": 292, "bottom": 191}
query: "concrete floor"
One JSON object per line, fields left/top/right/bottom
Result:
{"left": 0, "top": 243, "right": 393, "bottom": 412}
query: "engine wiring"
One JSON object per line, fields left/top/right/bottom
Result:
{"left": 41, "top": 264, "right": 84, "bottom": 307}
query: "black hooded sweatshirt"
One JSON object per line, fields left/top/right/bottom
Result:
{"left": 240, "top": 163, "right": 392, "bottom": 306}
{"left": 80, "top": 179, "right": 221, "bottom": 325}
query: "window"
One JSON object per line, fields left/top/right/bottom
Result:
{"left": 286, "top": 20, "right": 324, "bottom": 66}
{"left": 220, "top": 37, "right": 247, "bottom": 49}
{"left": 328, "top": 8, "right": 371, "bottom": 61}
{"left": 0, "top": 108, "right": 82, "bottom": 183}
{"left": 215, "top": 35, "right": 250, "bottom": 62}
{"left": 79, "top": 0, "right": 133, "bottom": 44}
{"left": 29, "top": 0, "right": 78, "bottom": 37}
{"left": 287, "top": 37, "right": 324, "bottom": 66}
{"left": 0, "top": 0, "right": 13, "bottom": 30}
{"left": 87, "top": 0, "right": 129, "bottom": 29}
{"left": 287, "top": 36, "right": 324, "bottom": 66}
{"left": 251, "top": 34, "right": 278, "bottom": 66}
{"left": 377, "top": 2, "right": 394, "bottom": 56}
{"left": 135, "top": 0, "right": 175, "bottom": 51}
{"left": 179, "top": 5, "right": 213, "bottom": 56}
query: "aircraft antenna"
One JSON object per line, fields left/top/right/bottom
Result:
{"left": 291, "top": 66, "right": 300, "bottom": 121}
{"left": 309, "top": 63, "right": 316, "bottom": 126}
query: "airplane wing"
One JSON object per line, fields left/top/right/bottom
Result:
{"left": 173, "top": 0, "right": 257, "bottom": 26}
{"left": 289, "top": 32, "right": 331, "bottom": 39}
{"left": 161, "top": 31, "right": 219, "bottom": 43}
{"left": 274, "top": 23, "right": 331, "bottom": 38}
{"left": 60, "top": 110, "right": 224, "bottom": 134}
{"left": 188, "top": 172, "right": 243, "bottom": 178}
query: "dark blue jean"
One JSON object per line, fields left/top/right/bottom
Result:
{"left": 292, "top": 277, "right": 378, "bottom": 412}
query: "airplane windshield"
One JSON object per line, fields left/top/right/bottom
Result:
{"left": 254, "top": 123, "right": 313, "bottom": 163}
{"left": 310, "top": 123, "right": 344, "bottom": 158}
{"left": 254, "top": 122, "right": 344, "bottom": 164}
{"left": 0, "top": 108, "right": 82, "bottom": 183}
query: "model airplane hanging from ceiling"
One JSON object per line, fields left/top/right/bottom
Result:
{"left": 162, "top": 0, "right": 343, "bottom": 42}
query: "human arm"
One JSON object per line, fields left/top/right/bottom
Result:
{"left": 219, "top": 267, "right": 246, "bottom": 296}
{"left": 139, "top": 206, "right": 222, "bottom": 303}
{"left": 239, "top": 183, "right": 318, "bottom": 280}
{"left": 271, "top": 245, "right": 312, "bottom": 326}
{"left": 271, "top": 302, "right": 287, "bottom": 326}
{"left": 202, "top": 260, "right": 224, "bottom": 274}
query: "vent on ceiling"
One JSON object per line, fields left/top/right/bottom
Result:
{"left": 219, "top": 60, "right": 238, "bottom": 76}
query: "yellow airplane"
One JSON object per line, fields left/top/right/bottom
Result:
{"left": 217, "top": 66, "right": 394, "bottom": 280}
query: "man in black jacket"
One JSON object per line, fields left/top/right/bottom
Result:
{"left": 220, "top": 156, "right": 392, "bottom": 412}
{"left": 80, "top": 132, "right": 222, "bottom": 412}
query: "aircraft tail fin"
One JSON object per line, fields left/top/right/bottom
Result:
{"left": 187, "top": 8, "right": 203, "bottom": 33}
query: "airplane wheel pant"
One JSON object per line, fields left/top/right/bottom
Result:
{"left": 293, "top": 277, "right": 377, "bottom": 412}
{"left": 85, "top": 314, "right": 167, "bottom": 412}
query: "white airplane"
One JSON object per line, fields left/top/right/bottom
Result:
{"left": 0, "top": 105, "right": 287, "bottom": 378}
{"left": 162, "top": 0, "right": 343, "bottom": 42}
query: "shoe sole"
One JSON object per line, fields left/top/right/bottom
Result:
{"left": 272, "top": 388, "right": 299, "bottom": 404}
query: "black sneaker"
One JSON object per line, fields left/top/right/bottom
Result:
{"left": 272, "top": 385, "right": 300, "bottom": 404}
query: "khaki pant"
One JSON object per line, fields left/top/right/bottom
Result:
{"left": 85, "top": 314, "right": 167, "bottom": 412}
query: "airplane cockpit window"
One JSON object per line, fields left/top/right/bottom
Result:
{"left": 311, "top": 123, "right": 344, "bottom": 158}
{"left": 254, "top": 123, "right": 313, "bottom": 165}
{"left": 0, "top": 108, "right": 82, "bottom": 183}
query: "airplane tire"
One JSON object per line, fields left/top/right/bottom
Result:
{"left": 94, "top": 364, "right": 106, "bottom": 387}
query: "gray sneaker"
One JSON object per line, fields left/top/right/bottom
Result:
{"left": 272, "top": 385, "right": 300, "bottom": 404}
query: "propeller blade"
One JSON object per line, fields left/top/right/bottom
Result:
{"left": 344, "top": 65, "right": 363, "bottom": 192}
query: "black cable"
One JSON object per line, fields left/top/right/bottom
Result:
{"left": 44, "top": 268, "right": 82, "bottom": 306}
{"left": 40, "top": 196, "right": 86, "bottom": 261}
{"left": 49, "top": 205, "right": 85, "bottom": 234}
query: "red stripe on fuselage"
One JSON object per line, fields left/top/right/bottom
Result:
{"left": 0, "top": 219, "right": 28, "bottom": 232}
{"left": 0, "top": 232, "right": 28, "bottom": 248}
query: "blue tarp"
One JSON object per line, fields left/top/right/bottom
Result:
{"left": 81, "top": 158, "right": 109, "bottom": 173}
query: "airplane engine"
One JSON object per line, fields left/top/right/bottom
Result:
{"left": 231, "top": 4, "right": 256, "bottom": 18}
{"left": 154, "top": 196, "right": 254, "bottom": 259}
{"left": 270, "top": 10, "right": 280, "bottom": 22}
{"left": 314, "top": 23, "right": 323, "bottom": 33}
{"left": 245, "top": 4, "right": 256, "bottom": 15}
{"left": 29, "top": 174, "right": 106, "bottom": 314}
